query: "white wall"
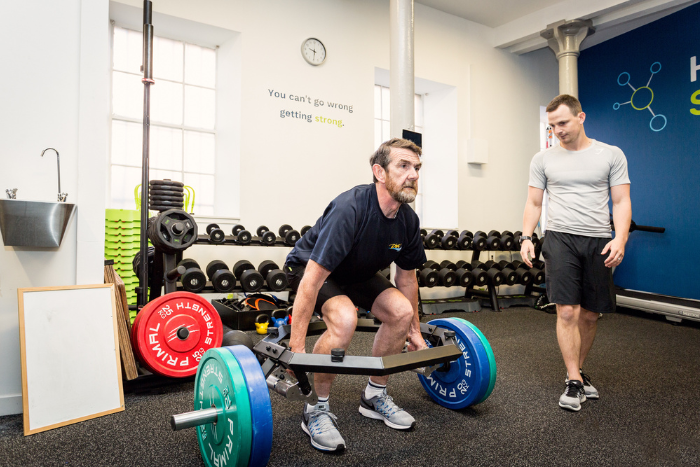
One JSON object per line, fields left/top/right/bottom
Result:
{"left": 0, "top": 0, "right": 558, "bottom": 415}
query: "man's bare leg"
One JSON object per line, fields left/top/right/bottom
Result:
{"left": 556, "top": 304, "right": 583, "bottom": 382}
{"left": 578, "top": 307, "right": 599, "bottom": 368}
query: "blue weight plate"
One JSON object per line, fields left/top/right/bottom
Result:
{"left": 418, "top": 318, "right": 491, "bottom": 409}
{"left": 225, "top": 345, "right": 274, "bottom": 467}
{"left": 455, "top": 318, "right": 497, "bottom": 404}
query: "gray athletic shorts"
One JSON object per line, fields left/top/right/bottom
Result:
{"left": 285, "top": 264, "right": 394, "bottom": 316}
{"left": 540, "top": 231, "right": 616, "bottom": 313}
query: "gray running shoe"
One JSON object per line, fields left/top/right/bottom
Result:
{"left": 566, "top": 370, "right": 599, "bottom": 399}
{"left": 559, "top": 380, "right": 586, "bottom": 411}
{"left": 359, "top": 389, "right": 416, "bottom": 430}
{"left": 301, "top": 402, "right": 346, "bottom": 452}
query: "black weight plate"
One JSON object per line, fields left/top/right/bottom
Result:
{"left": 300, "top": 225, "right": 312, "bottom": 236}
{"left": 150, "top": 194, "right": 185, "bottom": 202}
{"left": 420, "top": 228, "right": 427, "bottom": 237}
{"left": 206, "top": 260, "right": 229, "bottom": 280}
{"left": 206, "top": 223, "right": 220, "bottom": 235}
{"left": 487, "top": 269, "right": 505, "bottom": 286}
{"left": 516, "top": 269, "right": 533, "bottom": 285}
{"left": 499, "top": 261, "right": 515, "bottom": 270}
{"left": 261, "top": 231, "right": 276, "bottom": 245}
{"left": 209, "top": 228, "right": 226, "bottom": 244}
{"left": 532, "top": 268, "right": 546, "bottom": 285}
{"left": 284, "top": 230, "right": 300, "bottom": 246}
{"left": 455, "top": 260, "right": 468, "bottom": 270}
{"left": 503, "top": 268, "right": 517, "bottom": 286}
{"left": 278, "top": 224, "right": 293, "bottom": 237}
{"left": 211, "top": 269, "right": 236, "bottom": 293}
{"left": 471, "top": 268, "right": 488, "bottom": 286}
{"left": 483, "top": 260, "right": 498, "bottom": 270}
{"left": 502, "top": 230, "right": 513, "bottom": 238}
{"left": 441, "top": 235, "right": 456, "bottom": 249}
{"left": 256, "top": 225, "right": 269, "bottom": 237}
{"left": 474, "top": 231, "right": 486, "bottom": 239}
{"left": 486, "top": 236, "right": 500, "bottom": 250}
{"left": 423, "top": 260, "right": 440, "bottom": 271}
{"left": 240, "top": 269, "right": 264, "bottom": 292}
{"left": 460, "top": 230, "right": 473, "bottom": 238}
{"left": 488, "top": 230, "right": 501, "bottom": 238}
{"left": 500, "top": 236, "right": 514, "bottom": 250}
{"left": 440, "top": 260, "right": 456, "bottom": 270}
{"left": 513, "top": 231, "right": 522, "bottom": 238}
{"left": 149, "top": 186, "right": 185, "bottom": 195}
{"left": 233, "top": 260, "right": 254, "bottom": 279}
{"left": 265, "top": 269, "right": 288, "bottom": 292}
{"left": 446, "top": 230, "right": 459, "bottom": 238}
{"left": 258, "top": 260, "right": 280, "bottom": 279}
{"left": 236, "top": 230, "right": 252, "bottom": 245}
{"left": 419, "top": 268, "right": 438, "bottom": 287}
{"left": 232, "top": 224, "right": 245, "bottom": 236}
{"left": 178, "top": 258, "right": 200, "bottom": 270}
{"left": 149, "top": 200, "right": 184, "bottom": 207}
{"left": 150, "top": 179, "right": 184, "bottom": 187}
{"left": 181, "top": 268, "right": 206, "bottom": 293}
{"left": 431, "top": 229, "right": 444, "bottom": 238}
{"left": 457, "top": 233, "right": 472, "bottom": 250}
{"left": 424, "top": 233, "right": 439, "bottom": 249}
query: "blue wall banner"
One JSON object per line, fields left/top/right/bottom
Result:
{"left": 579, "top": 3, "right": 700, "bottom": 300}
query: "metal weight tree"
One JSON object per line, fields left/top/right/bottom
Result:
{"left": 138, "top": 0, "right": 154, "bottom": 308}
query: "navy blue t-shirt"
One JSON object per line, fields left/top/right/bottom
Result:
{"left": 285, "top": 184, "right": 426, "bottom": 285}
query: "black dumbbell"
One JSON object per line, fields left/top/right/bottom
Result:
{"left": 206, "top": 223, "right": 226, "bottom": 244}
{"left": 420, "top": 229, "right": 427, "bottom": 242}
{"left": 279, "top": 224, "right": 301, "bottom": 246}
{"left": 438, "top": 267, "right": 457, "bottom": 287}
{"left": 512, "top": 260, "right": 544, "bottom": 285}
{"left": 457, "top": 230, "right": 473, "bottom": 250}
{"left": 255, "top": 226, "right": 276, "bottom": 246}
{"left": 454, "top": 265, "right": 475, "bottom": 288}
{"left": 423, "top": 230, "right": 442, "bottom": 249}
{"left": 233, "top": 260, "right": 264, "bottom": 292}
{"left": 206, "top": 260, "right": 236, "bottom": 293}
{"left": 423, "top": 260, "right": 441, "bottom": 271}
{"left": 495, "top": 260, "right": 518, "bottom": 286}
{"left": 178, "top": 258, "right": 206, "bottom": 293}
{"left": 301, "top": 225, "right": 312, "bottom": 236}
{"left": 441, "top": 232, "right": 457, "bottom": 249}
{"left": 258, "top": 260, "right": 288, "bottom": 292}
{"left": 417, "top": 267, "right": 438, "bottom": 287}
{"left": 473, "top": 260, "right": 504, "bottom": 286}
{"left": 461, "top": 261, "right": 488, "bottom": 287}
{"left": 481, "top": 231, "right": 501, "bottom": 250}
{"left": 231, "top": 225, "right": 252, "bottom": 245}
{"left": 440, "top": 260, "right": 457, "bottom": 270}
{"left": 499, "top": 232, "right": 515, "bottom": 251}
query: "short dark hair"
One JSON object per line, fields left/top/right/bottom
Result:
{"left": 370, "top": 138, "right": 422, "bottom": 183}
{"left": 546, "top": 94, "right": 583, "bottom": 116}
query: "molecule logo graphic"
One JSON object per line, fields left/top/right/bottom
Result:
{"left": 613, "top": 62, "right": 666, "bottom": 132}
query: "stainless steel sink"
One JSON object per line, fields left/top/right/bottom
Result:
{"left": 0, "top": 199, "right": 76, "bottom": 248}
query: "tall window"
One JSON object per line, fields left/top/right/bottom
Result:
{"left": 373, "top": 85, "right": 423, "bottom": 148}
{"left": 110, "top": 26, "right": 217, "bottom": 215}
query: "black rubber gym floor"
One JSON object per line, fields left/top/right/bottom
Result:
{"left": 1, "top": 307, "right": 699, "bottom": 466}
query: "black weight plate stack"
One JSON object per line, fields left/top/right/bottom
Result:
{"left": 284, "top": 229, "right": 300, "bottom": 246}
{"left": 149, "top": 180, "right": 185, "bottom": 212}
{"left": 418, "top": 268, "right": 438, "bottom": 287}
{"left": 258, "top": 260, "right": 288, "bottom": 292}
{"left": 206, "top": 260, "right": 236, "bottom": 293}
{"left": 438, "top": 268, "right": 457, "bottom": 287}
{"left": 147, "top": 209, "right": 198, "bottom": 253}
{"left": 256, "top": 225, "right": 269, "bottom": 237}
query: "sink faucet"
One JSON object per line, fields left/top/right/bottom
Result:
{"left": 41, "top": 148, "right": 68, "bottom": 202}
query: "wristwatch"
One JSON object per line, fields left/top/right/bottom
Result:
{"left": 519, "top": 236, "right": 533, "bottom": 245}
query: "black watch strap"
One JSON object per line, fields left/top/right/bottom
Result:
{"left": 519, "top": 236, "right": 533, "bottom": 244}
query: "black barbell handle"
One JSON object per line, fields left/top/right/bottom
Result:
{"left": 632, "top": 224, "right": 665, "bottom": 233}
{"left": 166, "top": 265, "right": 186, "bottom": 281}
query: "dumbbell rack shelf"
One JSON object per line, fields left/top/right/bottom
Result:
{"left": 175, "top": 282, "right": 293, "bottom": 294}
{"left": 194, "top": 235, "right": 296, "bottom": 247}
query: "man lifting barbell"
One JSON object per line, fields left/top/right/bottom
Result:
{"left": 284, "top": 138, "right": 427, "bottom": 452}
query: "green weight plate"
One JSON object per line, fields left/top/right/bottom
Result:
{"left": 455, "top": 318, "right": 496, "bottom": 403}
{"left": 195, "top": 348, "right": 253, "bottom": 467}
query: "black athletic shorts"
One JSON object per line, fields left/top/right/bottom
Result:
{"left": 540, "top": 231, "right": 616, "bottom": 313}
{"left": 285, "top": 264, "right": 395, "bottom": 315}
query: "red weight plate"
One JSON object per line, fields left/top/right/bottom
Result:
{"left": 133, "top": 292, "right": 223, "bottom": 377}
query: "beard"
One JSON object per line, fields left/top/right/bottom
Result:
{"left": 385, "top": 172, "right": 417, "bottom": 204}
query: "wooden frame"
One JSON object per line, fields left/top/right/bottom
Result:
{"left": 18, "top": 284, "right": 125, "bottom": 436}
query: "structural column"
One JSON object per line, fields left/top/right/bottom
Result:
{"left": 540, "top": 19, "right": 595, "bottom": 98}
{"left": 389, "top": 0, "right": 415, "bottom": 137}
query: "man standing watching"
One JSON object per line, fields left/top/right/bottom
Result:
{"left": 520, "top": 94, "right": 632, "bottom": 412}
{"left": 284, "top": 138, "right": 427, "bottom": 451}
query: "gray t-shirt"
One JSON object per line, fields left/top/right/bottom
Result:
{"left": 529, "top": 139, "right": 630, "bottom": 238}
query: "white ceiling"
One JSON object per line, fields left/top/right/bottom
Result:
{"left": 417, "top": 0, "right": 700, "bottom": 54}
{"left": 416, "top": 0, "right": 565, "bottom": 28}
